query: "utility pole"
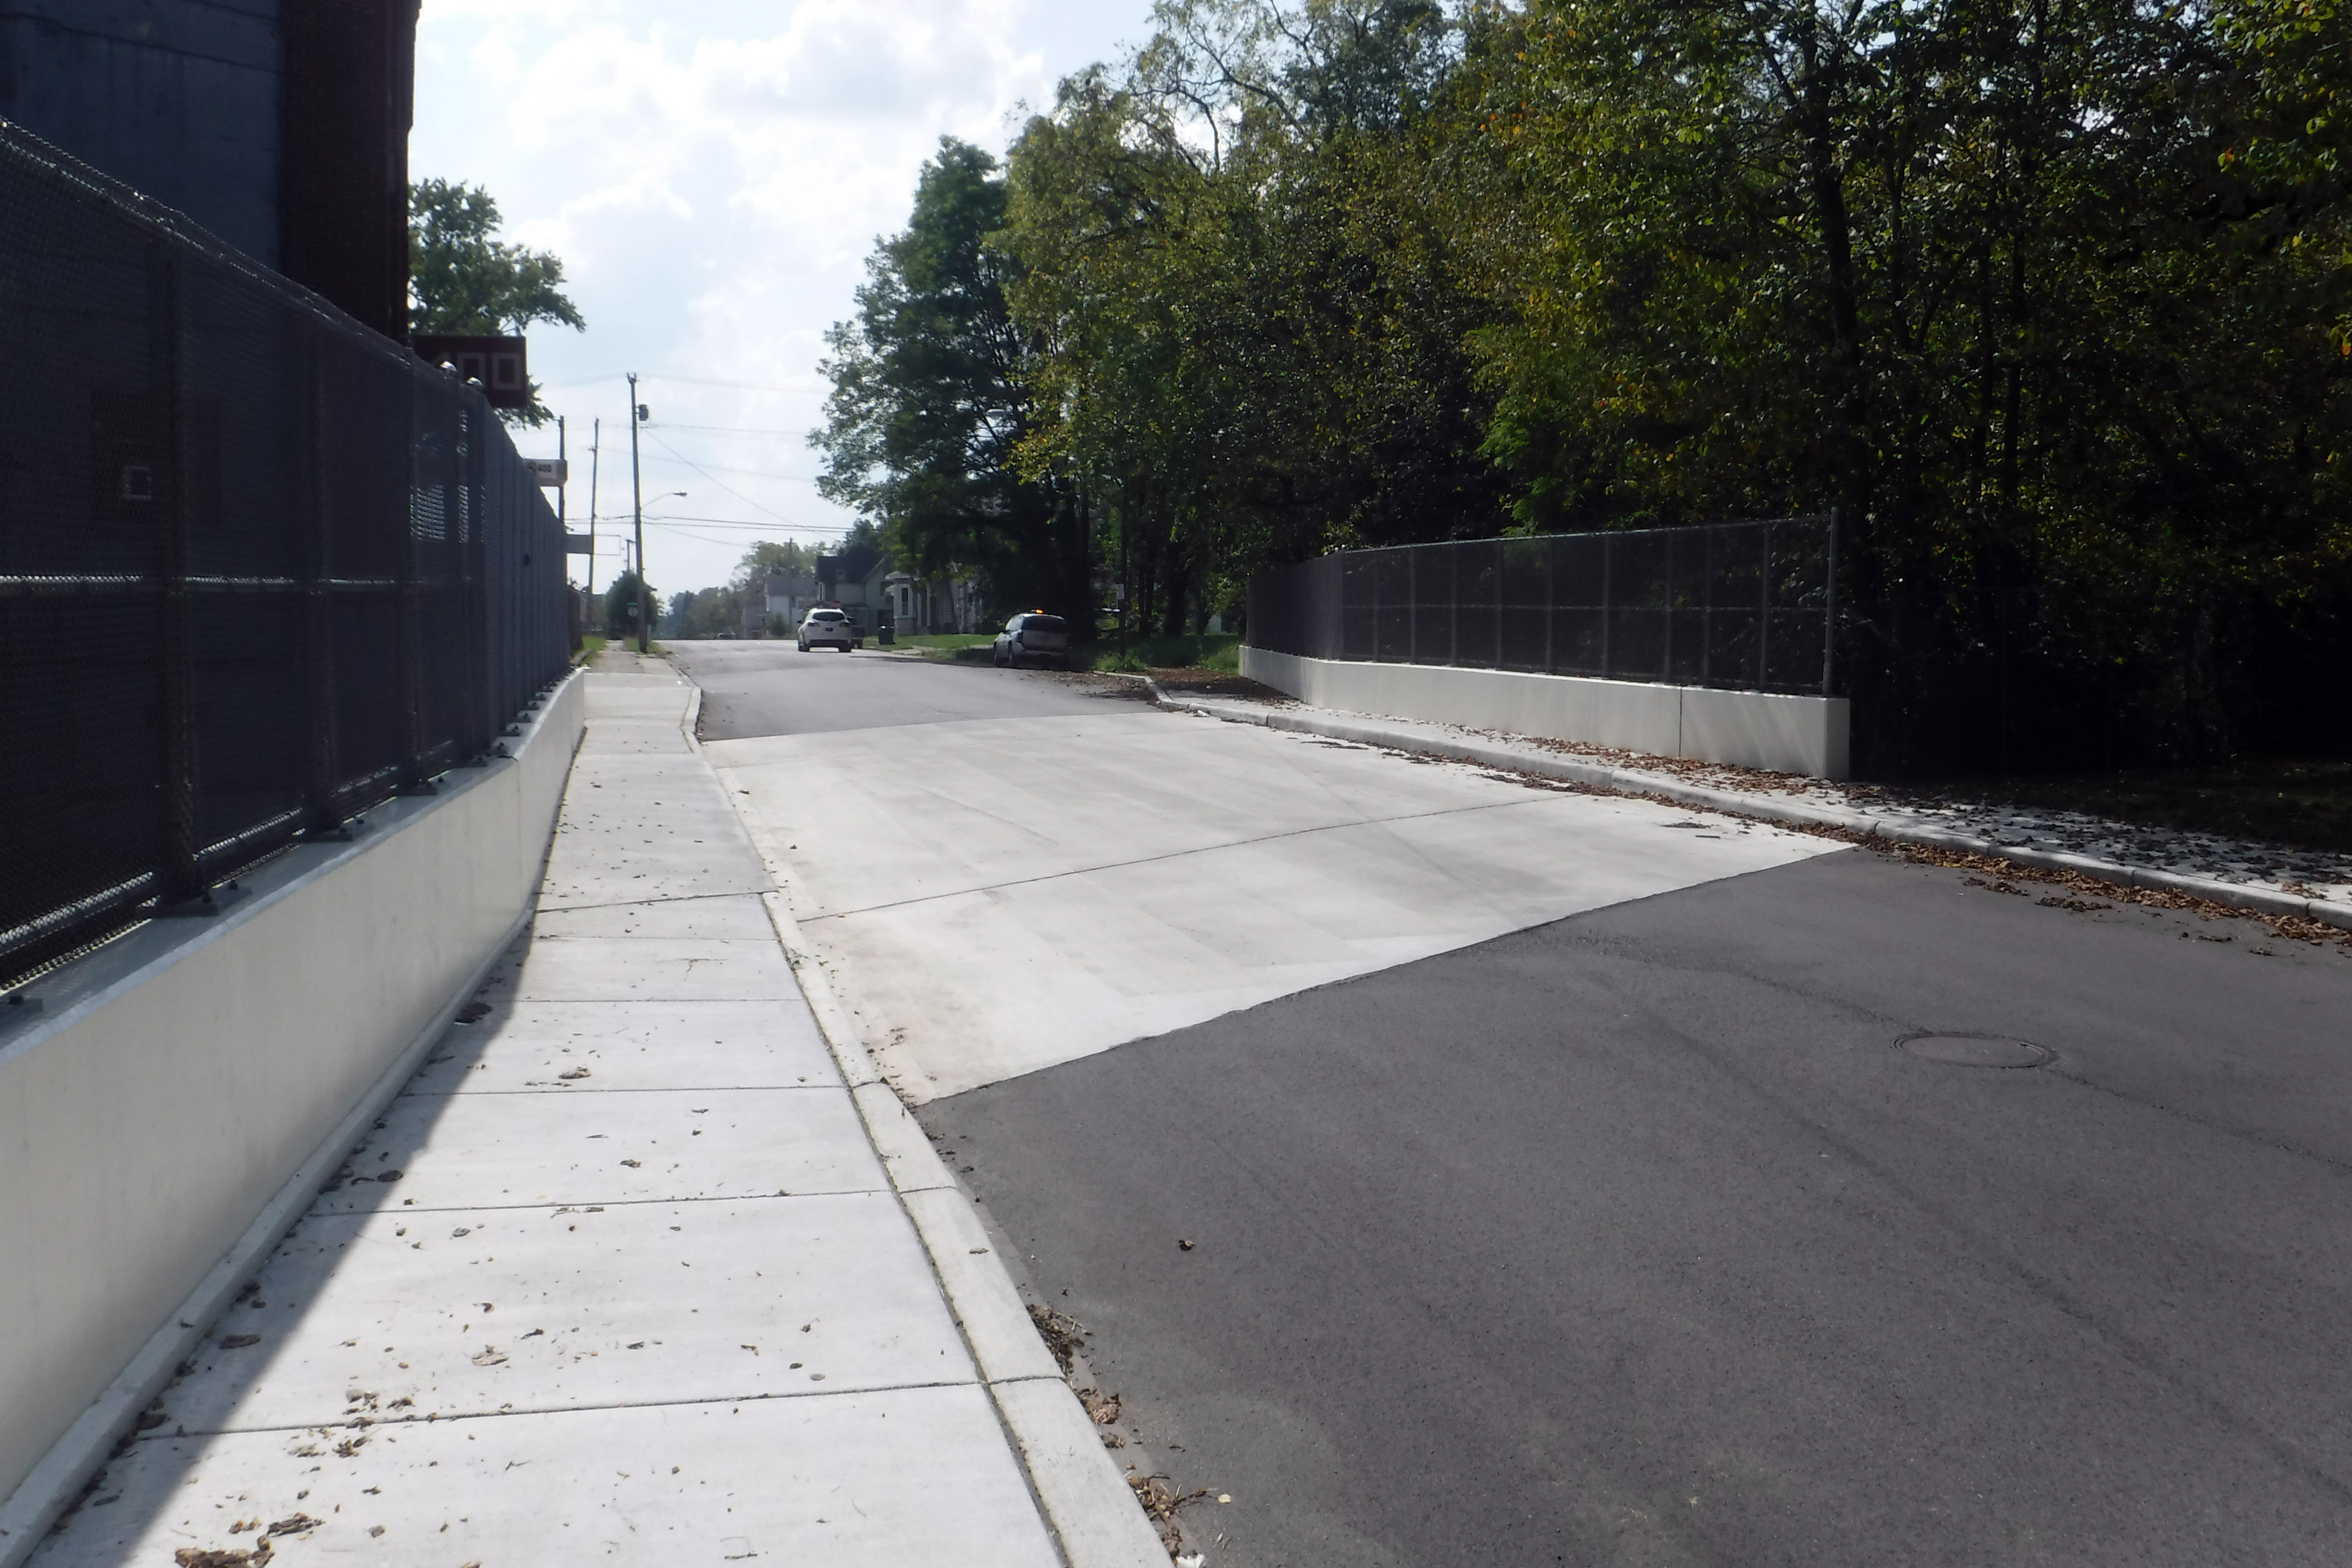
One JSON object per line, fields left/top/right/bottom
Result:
{"left": 555, "top": 415, "right": 567, "bottom": 532}
{"left": 586, "top": 418, "right": 601, "bottom": 596}
{"left": 628, "top": 373, "right": 647, "bottom": 654}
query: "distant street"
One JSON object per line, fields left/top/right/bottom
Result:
{"left": 670, "top": 641, "right": 2352, "bottom": 1568}
{"left": 682, "top": 640, "right": 1114, "bottom": 740}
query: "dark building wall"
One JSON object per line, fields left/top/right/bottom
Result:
{"left": 0, "top": 0, "right": 419, "bottom": 339}
{"left": 281, "top": 0, "right": 419, "bottom": 340}
{"left": 0, "top": 0, "right": 285, "bottom": 264}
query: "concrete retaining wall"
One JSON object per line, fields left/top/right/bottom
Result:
{"left": 0, "top": 671, "right": 584, "bottom": 1551}
{"left": 1240, "top": 646, "right": 1850, "bottom": 779}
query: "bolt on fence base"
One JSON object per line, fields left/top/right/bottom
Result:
{"left": 153, "top": 881, "right": 252, "bottom": 918}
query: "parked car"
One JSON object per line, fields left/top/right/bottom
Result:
{"left": 992, "top": 612, "right": 1071, "bottom": 669}
{"left": 798, "top": 608, "right": 856, "bottom": 652}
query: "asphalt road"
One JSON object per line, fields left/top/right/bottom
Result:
{"left": 671, "top": 645, "right": 2352, "bottom": 1566}
{"left": 670, "top": 641, "right": 1116, "bottom": 739}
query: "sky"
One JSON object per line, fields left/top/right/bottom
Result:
{"left": 408, "top": 0, "right": 1155, "bottom": 599}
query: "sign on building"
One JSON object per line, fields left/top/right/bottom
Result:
{"left": 412, "top": 334, "right": 529, "bottom": 409}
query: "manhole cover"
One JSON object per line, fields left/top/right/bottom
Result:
{"left": 1898, "top": 1034, "right": 2053, "bottom": 1068}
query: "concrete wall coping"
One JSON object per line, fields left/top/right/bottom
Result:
{"left": 0, "top": 692, "right": 572, "bottom": 1069}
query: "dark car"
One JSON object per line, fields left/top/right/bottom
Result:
{"left": 992, "top": 612, "right": 1070, "bottom": 669}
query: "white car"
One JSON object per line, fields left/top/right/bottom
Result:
{"left": 991, "top": 612, "right": 1071, "bottom": 669}
{"left": 798, "top": 608, "right": 857, "bottom": 652}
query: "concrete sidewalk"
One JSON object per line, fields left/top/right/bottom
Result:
{"left": 32, "top": 665, "right": 1158, "bottom": 1566}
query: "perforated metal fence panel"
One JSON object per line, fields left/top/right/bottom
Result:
{"left": 0, "top": 120, "right": 572, "bottom": 992}
{"left": 1247, "top": 519, "right": 1837, "bottom": 697}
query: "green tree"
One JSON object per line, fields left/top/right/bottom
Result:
{"left": 409, "top": 179, "right": 585, "bottom": 428}
{"left": 602, "top": 569, "right": 654, "bottom": 641}
{"left": 1441, "top": 0, "right": 2352, "bottom": 768}
{"left": 811, "top": 140, "right": 1091, "bottom": 622}
{"left": 1002, "top": 2, "right": 1502, "bottom": 633}
{"left": 841, "top": 0, "right": 2352, "bottom": 769}
{"left": 727, "top": 540, "right": 816, "bottom": 591}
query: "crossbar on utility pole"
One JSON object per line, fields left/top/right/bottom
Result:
{"left": 628, "top": 373, "right": 647, "bottom": 653}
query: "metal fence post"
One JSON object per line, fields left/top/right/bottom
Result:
{"left": 1599, "top": 535, "right": 1613, "bottom": 679}
{"left": 153, "top": 241, "right": 203, "bottom": 905}
{"left": 1407, "top": 549, "right": 1417, "bottom": 665}
{"left": 1822, "top": 508, "right": 1839, "bottom": 697}
{"left": 1698, "top": 527, "right": 1713, "bottom": 688}
{"left": 460, "top": 401, "right": 493, "bottom": 759}
{"left": 1494, "top": 542, "right": 1504, "bottom": 668}
{"left": 1661, "top": 534, "right": 1676, "bottom": 682}
{"left": 301, "top": 329, "right": 342, "bottom": 833}
{"left": 1757, "top": 521, "right": 1772, "bottom": 692}
{"left": 1543, "top": 535, "right": 1556, "bottom": 674}
{"left": 396, "top": 380, "right": 432, "bottom": 794}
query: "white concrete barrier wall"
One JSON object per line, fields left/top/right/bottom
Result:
{"left": 0, "top": 672, "right": 584, "bottom": 1544}
{"left": 1239, "top": 646, "right": 1850, "bottom": 779}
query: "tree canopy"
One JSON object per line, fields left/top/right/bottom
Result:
{"left": 811, "top": 140, "right": 1091, "bottom": 620}
{"left": 816, "top": 0, "right": 2352, "bottom": 770}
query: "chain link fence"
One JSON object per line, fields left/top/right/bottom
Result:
{"left": 1246, "top": 518, "right": 1837, "bottom": 696}
{"left": 0, "top": 119, "right": 572, "bottom": 993}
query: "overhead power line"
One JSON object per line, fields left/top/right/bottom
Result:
{"left": 539, "top": 372, "right": 813, "bottom": 395}
{"left": 643, "top": 513, "right": 848, "bottom": 534}
{"left": 638, "top": 452, "right": 821, "bottom": 482}
{"left": 640, "top": 430, "right": 812, "bottom": 526}
{"left": 647, "top": 423, "right": 809, "bottom": 436}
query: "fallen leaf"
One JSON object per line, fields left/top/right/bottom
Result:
{"left": 220, "top": 1334, "right": 261, "bottom": 1350}
{"left": 175, "top": 1546, "right": 273, "bottom": 1567}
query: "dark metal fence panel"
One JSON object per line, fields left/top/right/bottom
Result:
{"left": 0, "top": 119, "right": 572, "bottom": 992}
{"left": 1245, "top": 518, "right": 1836, "bottom": 697}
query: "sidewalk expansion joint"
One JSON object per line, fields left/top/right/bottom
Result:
{"left": 533, "top": 887, "right": 780, "bottom": 914}
{"left": 145, "top": 1378, "right": 990, "bottom": 1441}
{"left": 396, "top": 1084, "right": 843, "bottom": 1097}
{"left": 320, "top": 1185, "right": 894, "bottom": 1216}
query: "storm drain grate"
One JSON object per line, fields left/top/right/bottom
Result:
{"left": 1898, "top": 1034, "right": 2054, "bottom": 1068}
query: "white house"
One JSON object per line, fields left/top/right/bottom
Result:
{"left": 757, "top": 573, "right": 822, "bottom": 635}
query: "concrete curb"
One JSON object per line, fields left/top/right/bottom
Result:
{"left": 1140, "top": 683, "right": 2352, "bottom": 935}
{"left": 684, "top": 696, "right": 1168, "bottom": 1568}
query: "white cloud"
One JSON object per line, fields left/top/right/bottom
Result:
{"left": 412, "top": 0, "right": 1145, "bottom": 595}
